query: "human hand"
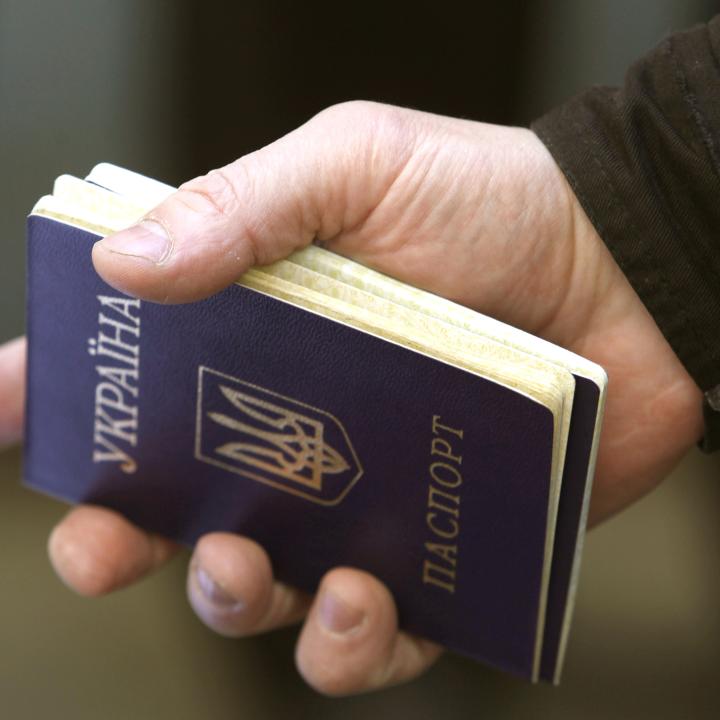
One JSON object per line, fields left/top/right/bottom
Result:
{"left": 5, "top": 101, "right": 703, "bottom": 694}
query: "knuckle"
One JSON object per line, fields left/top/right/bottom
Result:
{"left": 167, "top": 161, "right": 263, "bottom": 268}
{"left": 312, "top": 100, "right": 399, "bottom": 137}
{"left": 48, "top": 526, "right": 116, "bottom": 597}
{"left": 327, "top": 99, "right": 413, "bottom": 128}
{"left": 314, "top": 99, "right": 382, "bottom": 122}
{"left": 310, "top": 101, "right": 420, "bottom": 185}
{"left": 297, "top": 656, "right": 358, "bottom": 697}
{"left": 175, "top": 165, "right": 248, "bottom": 219}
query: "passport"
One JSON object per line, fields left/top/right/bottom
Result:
{"left": 25, "top": 165, "right": 607, "bottom": 683}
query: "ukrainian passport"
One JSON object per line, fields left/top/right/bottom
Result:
{"left": 25, "top": 165, "right": 607, "bottom": 683}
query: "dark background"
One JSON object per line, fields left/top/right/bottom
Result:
{"left": 2, "top": 1, "right": 720, "bottom": 717}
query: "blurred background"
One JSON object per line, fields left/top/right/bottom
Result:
{"left": 2, "top": 0, "right": 719, "bottom": 717}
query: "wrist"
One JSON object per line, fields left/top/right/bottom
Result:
{"left": 568, "top": 197, "right": 703, "bottom": 523}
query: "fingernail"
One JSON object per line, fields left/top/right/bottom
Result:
{"left": 319, "top": 591, "right": 365, "bottom": 635}
{"left": 194, "top": 565, "right": 245, "bottom": 611}
{"left": 98, "top": 219, "right": 172, "bottom": 264}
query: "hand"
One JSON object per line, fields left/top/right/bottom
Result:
{"left": 2, "top": 101, "right": 702, "bottom": 695}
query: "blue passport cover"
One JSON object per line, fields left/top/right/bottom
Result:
{"left": 25, "top": 214, "right": 591, "bottom": 680}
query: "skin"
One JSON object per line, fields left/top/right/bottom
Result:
{"left": 0, "top": 102, "right": 703, "bottom": 696}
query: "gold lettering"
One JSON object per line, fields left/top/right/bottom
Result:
{"left": 431, "top": 435, "right": 462, "bottom": 464}
{"left": 96, "top": 382, "right": 138, "bottom": 418}
{"left": 98, "top": 312, "right": 140, "bottom": 348}
{"left": 432, "top": 415, "right": 464, "bottom": 439}
{"left": 422, "top": 416, "right": 464, "bottom": 595}
{"left": 88, "top": 334, "right": 139, "bottom": 367}
{"left": 92, "top": 433, "right": 137, "bottom": 474}
{"left": 95, "top": 365, "right": 139, "bottom": 397}
{"left": 95, "top": 408, "right": 138, "bottom": 445}
{"left": 427, "top": 512, "right": 459, "bottom": 539}
{"left": 90, "top": 295, "right": 142, "bottom": 474}
{"left": 430, "top": 461, "right": 462, "bottom": 488}
{"left": 424, "top": 541, "right": 458, "bottom": 566}
{"left": 98, "top": 295, "right": 141, "bottom": 325}
{"left": 422, "top": 560, "right": 456, "bottom": 594}
{"left": 427, "top": 485, "right": 460, "bottom": 517}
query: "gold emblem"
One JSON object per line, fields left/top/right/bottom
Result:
{"left": 195, "top": 367, "right": 362, "bottom": 504}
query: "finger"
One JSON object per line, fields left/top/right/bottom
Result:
{"left": 91, "top": 101, "right": 416, "bottom": 303}
{"left": 48, "top": 505, "right": 178, "bottom": 597}
{"left": 0, "top": 336, "right": 26, "bottom": 448}
{"left": 186, "top": 533, "right": 311, "bottom": 637}
{"left": 295, "top": 567, "right": 443, "bottom": 696}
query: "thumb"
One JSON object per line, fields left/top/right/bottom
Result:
{"left": 92, "top": 102, "right": 415, "bottom": 303}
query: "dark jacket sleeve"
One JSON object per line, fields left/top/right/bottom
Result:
{"left": 532, "top": 15, "right": 720, "bottom": 450}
